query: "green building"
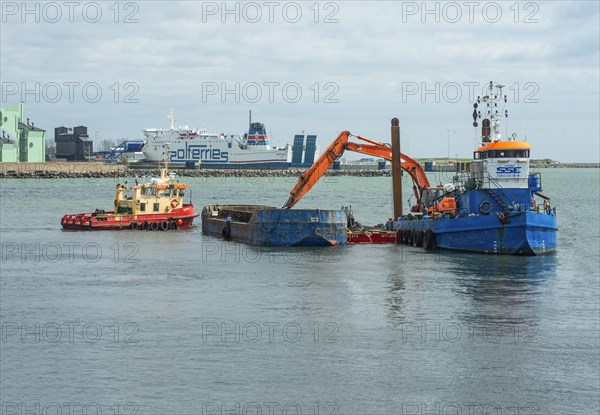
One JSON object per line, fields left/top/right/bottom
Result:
{"left": 0, "top": 104, "right": 46, "bottom": 162}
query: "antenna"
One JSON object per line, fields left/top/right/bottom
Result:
{"left": 249, "top": 110, "right": 252, "bottom": 128}
{"left": 168, "top": 109, "right": 175, "bottom": 129}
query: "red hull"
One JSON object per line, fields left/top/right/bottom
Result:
{"left": 347, "top": 230, "right": 398, "bottom": 244}
{"left": 61, "top": 204, "right": 198, "bottom": 231}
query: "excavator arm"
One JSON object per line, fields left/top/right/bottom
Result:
{"left": 282, "top": 131, "right": 431, "bottom": 209}
{"left": 282, "top": 130, "right": 352, "bottom": 210}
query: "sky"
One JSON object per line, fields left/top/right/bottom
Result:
{"left": 1, "top": 0, "right": 599, "bottom": 162}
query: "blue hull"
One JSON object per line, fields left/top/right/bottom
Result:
{"left": 202, "top": 205, "right": 347, "bottom": 247}
{"left": 393, "top": 211, "right": 557, "bottom": 255}
{"left": 432, "top": 211, "right": 557, "bottom": 255}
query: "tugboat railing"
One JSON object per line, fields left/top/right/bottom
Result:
{"left": 487, "top": 175, "right": 527, "bottom": 213}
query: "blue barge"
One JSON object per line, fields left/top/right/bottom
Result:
{"left": 201, "top": 205, "right": 347, "bottom": 246}
{"left": 389, "top": 82, "right": 558, "bottom": 255}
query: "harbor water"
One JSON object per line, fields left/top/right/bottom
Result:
{"left": 1, "top": 168, "right": 598, "bottom": 414}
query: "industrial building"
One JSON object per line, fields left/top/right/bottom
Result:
{"left": 0, "top": 104, "right": 46, "bottom": 162}
{"left": 55, "top": 125, "right": 94, "bottom": 161}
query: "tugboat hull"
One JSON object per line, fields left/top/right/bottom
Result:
{"left": 61, "top": 205, "right": 198, "bottom": 231}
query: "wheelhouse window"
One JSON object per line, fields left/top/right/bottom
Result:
{"left": 483, "top": 149, "right": 530, "bottom": 159}
{"left": 179, "top": 189, "right": 185, "bottom": 197}
{"left": 143, "top": 187, "right": 158, "bottom": 196}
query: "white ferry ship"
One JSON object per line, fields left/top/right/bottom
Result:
{"left": 143, "top": 111, "right": 308, "bottom": 168}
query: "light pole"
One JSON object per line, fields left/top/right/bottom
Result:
{"left": 446, "top": 129, "right": 455, "bottom": 162}
{"left": 94, "top": 131, "right": 99, "bottom": 160}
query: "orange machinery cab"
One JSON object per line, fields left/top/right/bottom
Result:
{"left": 437, "top": 197, "right": 457, "bottom": 212}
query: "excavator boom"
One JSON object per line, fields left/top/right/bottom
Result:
{"left": 282, "top": 131, "right": 431, "bottom": 209}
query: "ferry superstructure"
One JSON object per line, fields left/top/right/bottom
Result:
{"left": 142, "top": 111, "right": 294, "bottom": 168}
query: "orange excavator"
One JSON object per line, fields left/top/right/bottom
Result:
{"left": 282, "top": 131, "right": 431, "bottom": 210}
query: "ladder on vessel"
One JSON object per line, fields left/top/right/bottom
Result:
{"left": 486, "top": 176, "right": 512, "bottom": 213}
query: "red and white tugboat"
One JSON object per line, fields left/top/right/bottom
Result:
{"left": 61, "top": 156, "right": 198, "bottom": 231}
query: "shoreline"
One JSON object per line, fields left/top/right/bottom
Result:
{"left": 0, "top": 162, "right": 598, "bottom": 179}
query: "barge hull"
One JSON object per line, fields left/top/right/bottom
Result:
{"left": 202, "top": 205, "right": 347, "bottom": 247}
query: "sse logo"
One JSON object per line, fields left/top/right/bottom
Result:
{"left": 497, "top": 166, "right": 522, "bottom": 175}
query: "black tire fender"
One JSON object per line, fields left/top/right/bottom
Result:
{"left": 424, "top": 229, "right": 436, "bottom": 250}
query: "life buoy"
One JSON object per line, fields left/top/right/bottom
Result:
{"left": 479, "top": 201, "right": 492, "bottom": 215}
{"left": 170, "top": 199, "right": 180, "bottom": 208}
{"left": 160, "top": 221, "right": 169, "bottom": 231}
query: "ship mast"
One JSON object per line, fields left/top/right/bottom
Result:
{"left": 472, "top": 81, "right": 509, "bottom": 143}
{"left": 161, "top": 143, "right": 169, "bottom": 181}
{"left": 168, "top": 109, "right": 175, "bottom": 130}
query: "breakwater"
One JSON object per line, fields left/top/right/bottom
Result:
{"left": 1, "top": 162, "right": 597, "bottom": 179}
{"left": 0, "top": 167, "right": 391, "bottom": 179}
